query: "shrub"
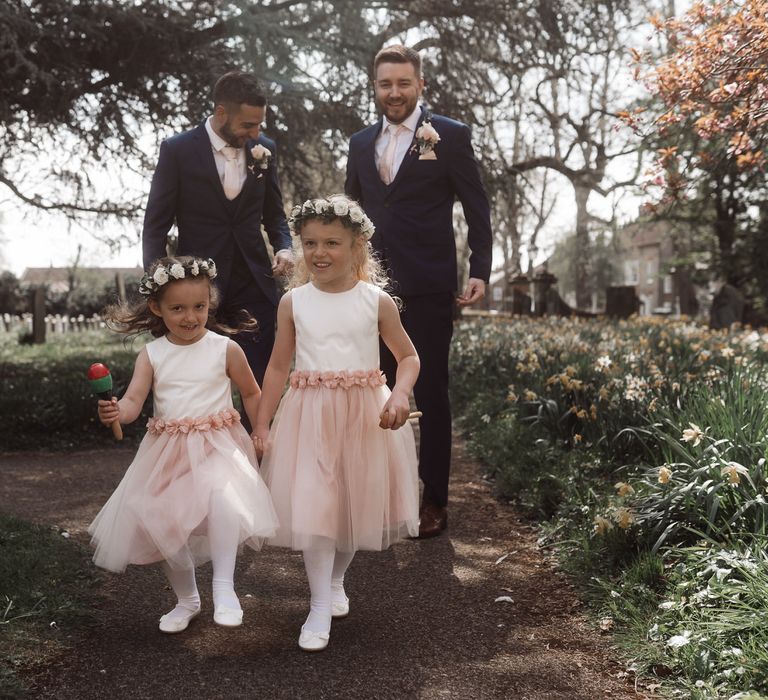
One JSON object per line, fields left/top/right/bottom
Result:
{"left": 0, "top": 331, "right": 149, "bottom": 450}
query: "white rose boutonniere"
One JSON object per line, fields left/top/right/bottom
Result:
{"left": 411, "top": 120, "right": 441, "bottom": 160}
{"left": 248, "top": 144, "right": 272, "bottom": 176}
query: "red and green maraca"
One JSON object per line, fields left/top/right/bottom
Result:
{"left": 87, "top": 363, "right": 123, "bottom": 440}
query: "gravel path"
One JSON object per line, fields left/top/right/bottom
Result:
{"left": 0, "top": 440, "right": 650, "bottom": 699}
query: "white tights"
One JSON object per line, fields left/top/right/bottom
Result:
{"left": 302, "top": 538, "right": 355, "bottom": 634}
{"left": 161, "top": 489, "right": 242, "bottom": 621}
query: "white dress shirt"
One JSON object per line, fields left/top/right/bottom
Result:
{"left": 374, "top": 107, "right": 421, "bottom": 181}
{"left": 205, "top": 116, "right": 246, "bottom": 197}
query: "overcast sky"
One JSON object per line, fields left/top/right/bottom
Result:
{"left": 1, "top": 205, "right": 143, "bottom": 275}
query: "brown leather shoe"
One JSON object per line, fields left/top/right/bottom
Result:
{"left": 418, "top": 502, "right": 448, "bottom": 539}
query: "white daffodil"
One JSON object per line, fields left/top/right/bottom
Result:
{"left": 666, "top": 631, "right": 691, "bottom": 648}
{"left": 681, "top": 422, "right": 705, "bottom": 446}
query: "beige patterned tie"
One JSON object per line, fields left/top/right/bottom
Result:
{"left": 378, "top": 125, "right": 404, "bottom": 185}
{"left": 222, "top": 146, "right": 241, "bottom": 200}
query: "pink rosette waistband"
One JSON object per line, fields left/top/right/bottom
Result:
{"left": 289, "top": 368, "right": 387, "bottom": 390}
{"left": 147, "top": 408, "right": 241, "bottom": 436}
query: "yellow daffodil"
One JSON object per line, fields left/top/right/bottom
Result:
{"left": 613, "top": 507, "right": 634, "bottom": 529}
{"left": 721, "top": 462, "right": 748, "bottom": 485}
{"left": 593, "top": 516, "right": 613, "bottom": 535}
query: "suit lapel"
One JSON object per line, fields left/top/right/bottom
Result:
{"left": 360, "top": 120, "right": 385, "bottom": 192}
{"left": 235, "top": 141, "right": 261, "bottom": 219}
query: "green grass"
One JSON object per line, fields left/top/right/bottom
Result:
{"left": 0, "top": 513, "right": 101, "bottom": 697}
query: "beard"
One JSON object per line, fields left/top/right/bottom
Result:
{"left": 378, "top": 95, "right": 418, "bottom": 124}
{"left": 219, "top": 118, "right": 245, "bottom": 148}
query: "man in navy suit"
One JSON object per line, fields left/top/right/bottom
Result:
{"left": 143, "top": 72, "right": 293, "bottom": 390}
{"left": 345, "top": 46, "right": 493, "bottom": 538}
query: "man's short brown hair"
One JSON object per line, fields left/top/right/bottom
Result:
{"left": 213, "top": 72, "right": 267, "bottom": 108}
{"left": 373, "top": 45, "right": 422, "bottom": 78}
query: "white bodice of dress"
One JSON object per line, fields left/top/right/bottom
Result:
{"left": 292, "top": 282, "right": 381, "bottom": 372}
{"left": 145, "top": 331, "right": 233, "bottom": 419}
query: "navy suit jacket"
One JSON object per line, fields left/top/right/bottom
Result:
{"left": 345, "top": 107, "right": 492, "bottom": 296}
{"left": 142, "top": 122, "right": 291, "bottom": 304}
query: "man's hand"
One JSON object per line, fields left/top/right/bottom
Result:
{"left": 457, "top": 278, "right": 486, "bottom": 307}
{"left": 272, "top": 249, "right": 294, "bottom": 278}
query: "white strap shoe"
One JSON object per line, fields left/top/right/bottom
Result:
{"left": 158, "top": 606, "right": 200, "bottom": 634}
{"left": 298, "top": 625, "right": 330, "bottom": 652}
{"left": 331, "top": 596, "right": 350, "bottom": 619}
{"left": 213, "top": 606, "right": 243, "bottom": 627}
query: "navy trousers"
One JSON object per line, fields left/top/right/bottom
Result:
{"left": 218, "top": 253, "right": 277, "bottom": 431}
{"left": 380, "top": 292, "right": 454, "bottom": 508}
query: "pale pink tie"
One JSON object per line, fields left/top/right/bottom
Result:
{"left": 378, "top": 125, "right": 404, "bottom": 185}
{"left": 222, "top": 146, "right": 241, "bottom": 200}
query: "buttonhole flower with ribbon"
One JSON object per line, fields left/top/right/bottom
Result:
{"left": 248, "top": 144, "right": 272, "bottom": 177}
{"left": 410, "top": 118, "right": 441, "bottom": 160}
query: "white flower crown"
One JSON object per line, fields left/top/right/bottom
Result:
{"left": 288, "top": 196, "right": 375, "bottom": 240}
{"left": 139, "top": 258, "right": 217, "bottom": 296}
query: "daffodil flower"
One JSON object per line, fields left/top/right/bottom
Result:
{"left": 681, "top": 422, "right": 705, "bottom": 446}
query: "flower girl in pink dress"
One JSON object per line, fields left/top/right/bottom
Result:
{"left": 254, "top": 195, "right": 420, "bottom": 652}
{"left": 89, "top": 256, "right": 278, "bottom": 634}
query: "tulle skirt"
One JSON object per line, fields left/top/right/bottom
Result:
{"left": 88, "top": 409, "right": 278, "bottom": 573}
{"left": 260, "top": 370, "right": 420, "bottom": 552}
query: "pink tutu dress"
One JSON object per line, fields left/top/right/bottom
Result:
{"left": 261, "top": 281, "right": 419, "bottom": 552}
{"left": 88, "top": 331, "right": 278, "bottom": 573}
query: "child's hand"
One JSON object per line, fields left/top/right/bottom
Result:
{"left": 98, "top": 397, "right": 119, "bottom": 427}
{"left": 379, "top": 392, "right": 410, "bottom": 430}
{"left": 252, "top": 426, "right": 270, "bottom": 462}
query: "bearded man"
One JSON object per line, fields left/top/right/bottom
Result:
{"left": 345, "top": 46, "right": 493, "bottom": 538}
{"left": 143, "top": 71, "right": 293, "bottom": 388}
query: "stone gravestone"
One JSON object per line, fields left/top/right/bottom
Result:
{"left": 710, "top": 283, "right": 744, "bottom": 329}
{"left": 606, "top": 286, "right": 641, "bottom": 318}
{"left": 509, "top": 274, "right": 532, "bottom": 315}
{"left": 31, "top": 286, "right": 46, "bottom": 343}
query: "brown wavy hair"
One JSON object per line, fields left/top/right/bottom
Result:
{"left": 103, "top": 256, "right": 258, "bottom": 338}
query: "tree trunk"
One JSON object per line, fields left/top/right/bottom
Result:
{"left": 574, "top": 184, "right": 592, "bottom": 310}
{"left": 713, "top": 185, "right": 738, "bottom": 286}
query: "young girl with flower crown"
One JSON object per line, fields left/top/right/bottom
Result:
{"left": 254, "top": 194, "right": 420, "bottom": 652}
{"left": 89, "top": 255, "right": 278, "bottom": 634}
